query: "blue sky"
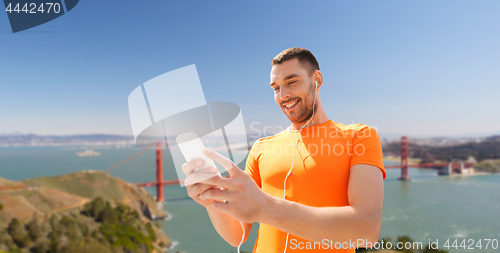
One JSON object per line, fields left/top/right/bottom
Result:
{"left": 1, "top": 0, "right": 499, "bottom": 137}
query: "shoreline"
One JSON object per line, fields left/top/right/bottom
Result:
{"left": 446, "top": 171, "right": 497, "bottom": 177}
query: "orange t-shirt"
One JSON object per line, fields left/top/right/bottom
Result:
{"left": 244, "top": 120, "right": 386, "bottom": 253}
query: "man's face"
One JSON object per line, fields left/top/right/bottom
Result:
{"left": 270, "top": 58, "right": 316, "bottom": 124}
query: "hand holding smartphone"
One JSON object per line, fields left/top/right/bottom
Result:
{"left": 176, "top": 132, "right": 221, "bottom": 186}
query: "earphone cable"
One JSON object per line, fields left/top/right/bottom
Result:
{"left": 282, "top": 82, "right": 317, "bottom": 253}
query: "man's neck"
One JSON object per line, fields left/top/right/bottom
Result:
{"left": 290, "top": 110, "right": 329, "bottom": 131}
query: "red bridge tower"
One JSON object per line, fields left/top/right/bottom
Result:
{"left": 156, "top": 142, "right": 164, "bottom": 202}
{"left": 400, "top": 136, "right": 409, "bottom": 180}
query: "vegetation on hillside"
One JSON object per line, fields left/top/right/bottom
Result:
{"left": 0, "top": 197, "right": 166, "bottom": 253}
{"left": 473, "top": 159, "right": 500, "bottom": 173}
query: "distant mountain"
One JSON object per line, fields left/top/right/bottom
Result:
{"left": 486, "top": 135, "right": 500, "bottom": 142}
{"left": 379, "top": 130, "right": 500, "bottom": 141}
{"left": 0, "top": 134, "right": 134, "bottom": 147}
{"left": 383, "top": 136, "right": 500, "bottom": 163}
{"left": 0, "top": 131, "right": 24, "bottom": 136}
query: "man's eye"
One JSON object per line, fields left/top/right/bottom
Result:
{"left": 273, "top": 87, "right": 280, "bottom": 91}
{"left": 288, "top": 81, "right": 296, "bottom": 85}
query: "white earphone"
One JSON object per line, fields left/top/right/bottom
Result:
{"left": 238, "top": 80, "right": 320, "bottom": 253}
{"left": 238, "top": 79, "right": 320, "bottom": 253}
{"left": 282, "top": 80, "right": 318, "bottom": 253}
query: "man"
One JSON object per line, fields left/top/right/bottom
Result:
{"left": 183, "top": 47, "right": 386, "bottom": 252}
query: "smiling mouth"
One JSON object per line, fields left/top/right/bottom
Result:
{"left": 283, "top": 99, "right": 299, "bottom": 111}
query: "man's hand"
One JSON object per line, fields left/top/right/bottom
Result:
{"left": 181, "top": 157, "right": 221, "bottom": 208}
{"left": 185, "top": 148, "right": 273, "bottom": 223}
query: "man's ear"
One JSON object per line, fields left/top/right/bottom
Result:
{"left": 313, "top": 70, "right": 323, "bottom": 88}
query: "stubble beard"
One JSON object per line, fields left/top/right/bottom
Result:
{"left": 285, "top": 83, "right": 317, "bottom": 125}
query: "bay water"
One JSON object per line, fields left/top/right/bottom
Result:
{"left": 0, "top": 146, "right": 499, "bottom": 253}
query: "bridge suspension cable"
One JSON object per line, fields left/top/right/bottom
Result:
{"left": 104, "top": 143, "right": 160, "bottom": 172}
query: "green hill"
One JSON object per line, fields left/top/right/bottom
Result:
{"left": 0, "top": 178, "right": 16, "bottom": 187}
{"left": 21, "top": 171, "right": 166, "bottom": 220}
{"left": 0, "top": 171, "right": 170, "bottom": 253}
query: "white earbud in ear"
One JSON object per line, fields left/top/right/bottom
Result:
{"left": 315, "top": 81, "right": 318, "bottom": 89}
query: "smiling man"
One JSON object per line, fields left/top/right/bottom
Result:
{"left": 182, "top": 47, "right": 386, "bottom": 253}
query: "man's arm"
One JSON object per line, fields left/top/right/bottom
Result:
{"left": 205, "top": 206, "right": 253, "bottom": 247}
{"left": 259, "top": 164, "right": 384, "bottom": 244}
{"left": 198, "top": 155, "right": 384, "bottom": 245}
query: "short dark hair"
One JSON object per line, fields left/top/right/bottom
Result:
{"left": 272, "top": 47, "right": 320, "bottom": 76}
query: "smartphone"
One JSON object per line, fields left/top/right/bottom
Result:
{"left": 176, "top": 132, "right": 219, "bottom": 174}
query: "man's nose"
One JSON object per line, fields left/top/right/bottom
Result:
{"left": 279, "top": 87, "right": 291, "bottom": 101}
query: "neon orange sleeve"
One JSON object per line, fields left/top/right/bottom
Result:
{"left": 349, "top": 126, "right": 386, "bottom": 180}
{"left": 244, "top": 139, "right": 262, "bottom": 188}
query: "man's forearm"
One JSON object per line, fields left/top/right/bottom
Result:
{"left": 259, "top": 197, "right": 381, "bottom": 245}
{"left": 206, "top": 205, "right": 252, "bottom": 247}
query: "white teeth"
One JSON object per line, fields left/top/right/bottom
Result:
{"left": 285, "top": 100, "right": 298, "bottom": 108}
